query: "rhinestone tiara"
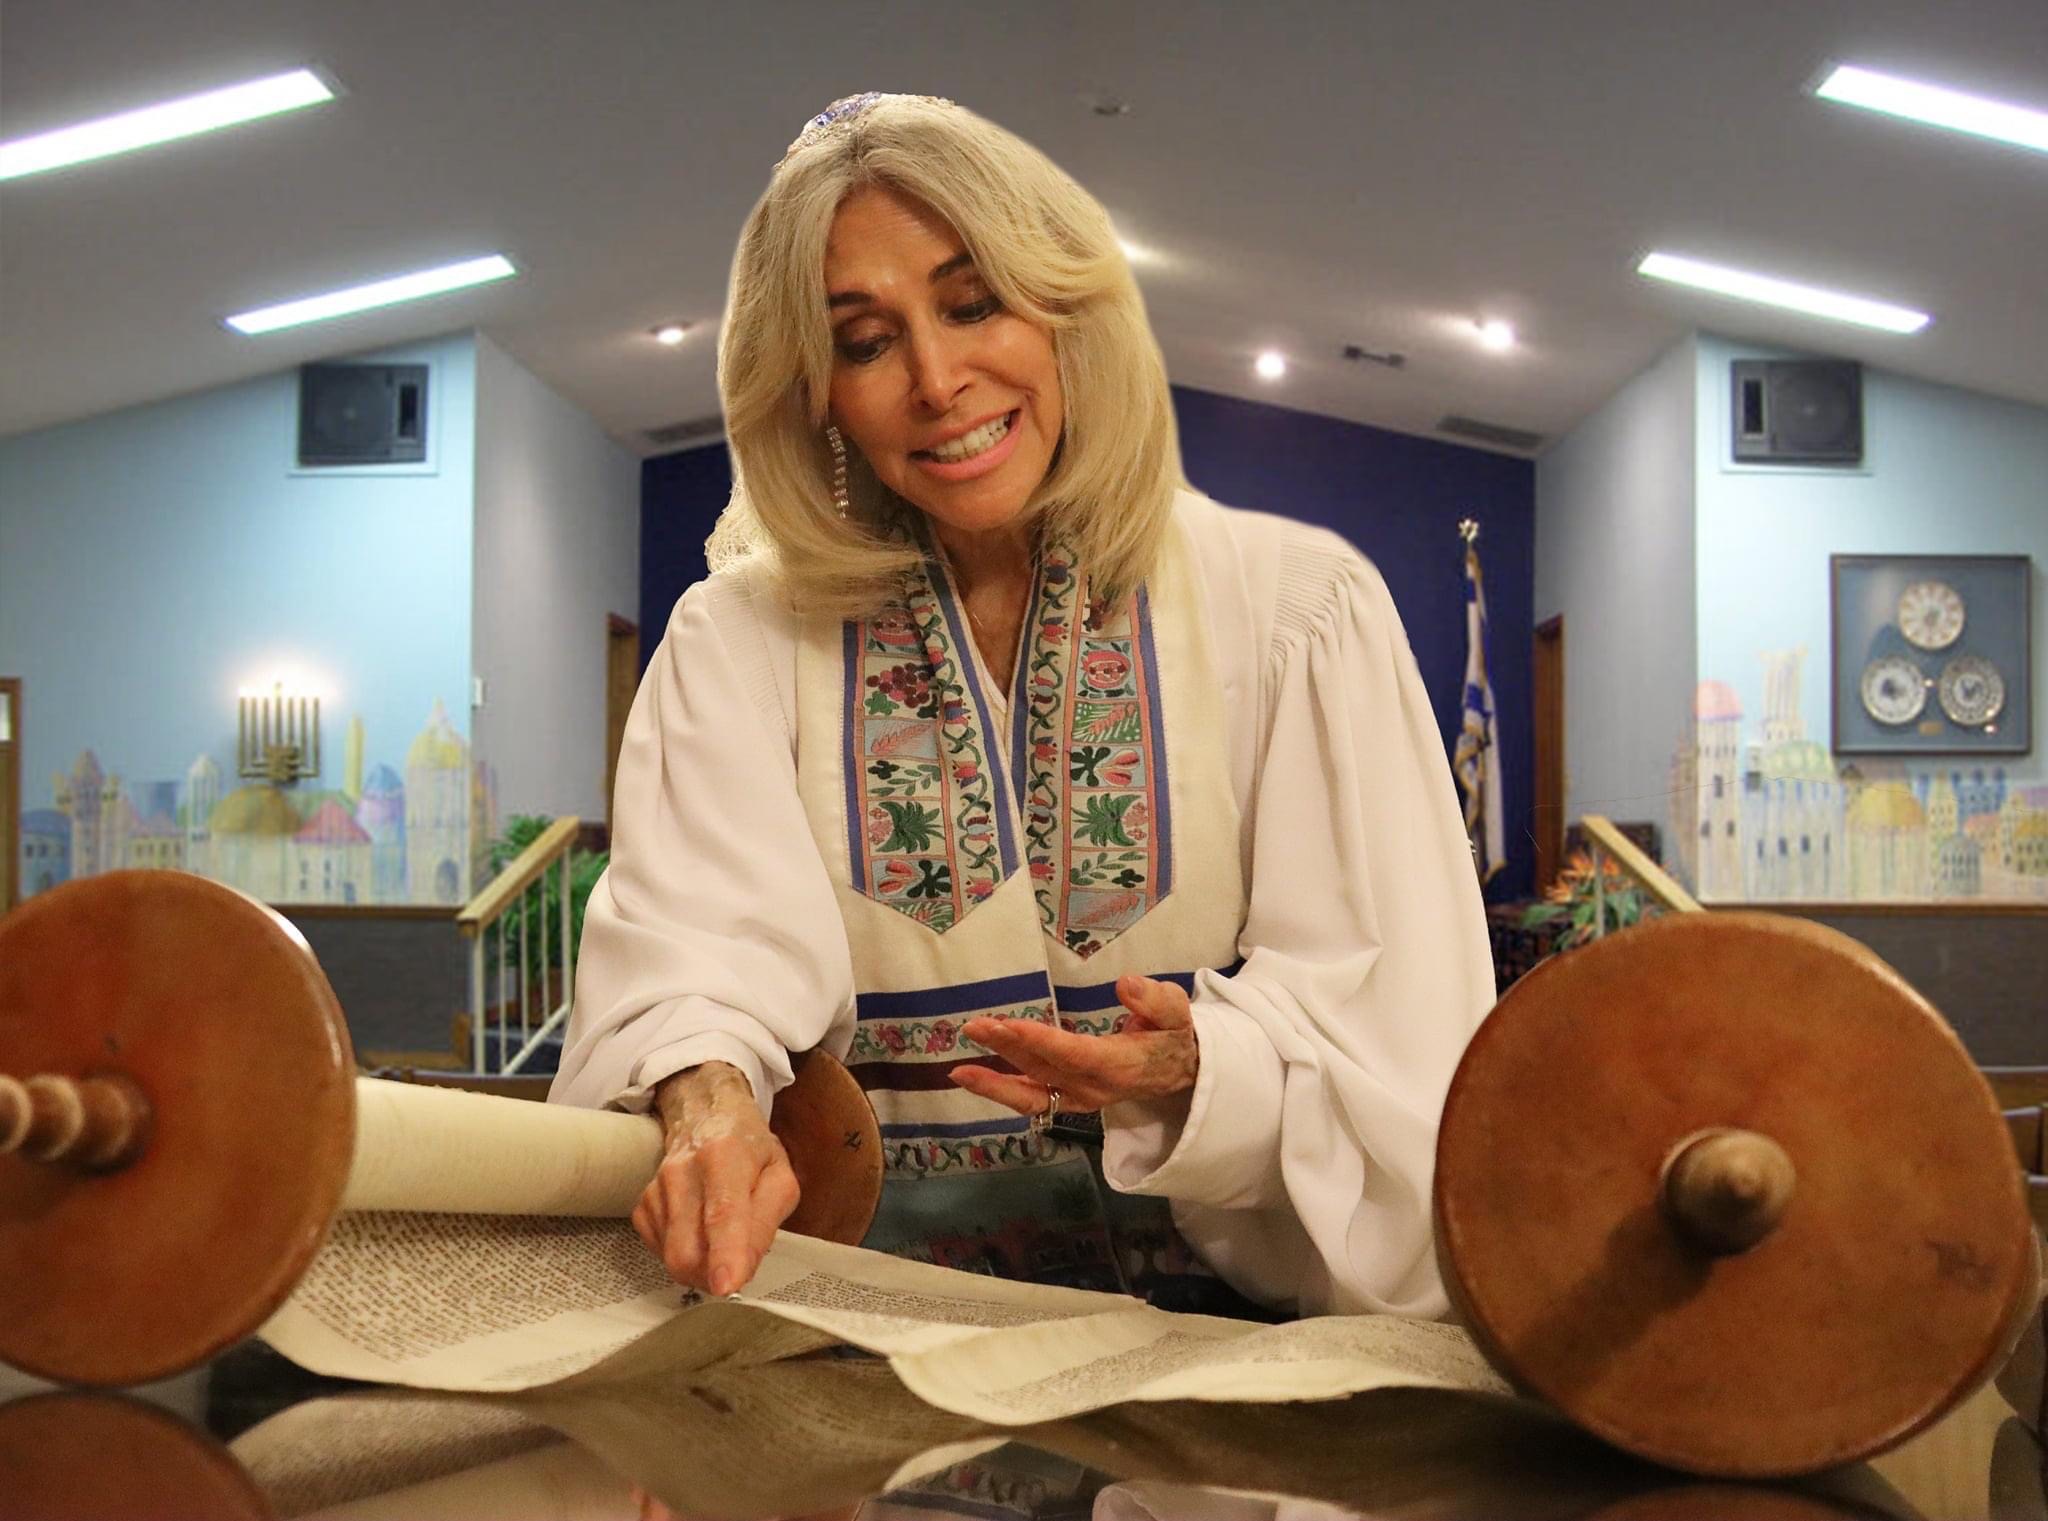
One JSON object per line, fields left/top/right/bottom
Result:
{"left": 778, "top": 92, "right": 955, "bottom": 166}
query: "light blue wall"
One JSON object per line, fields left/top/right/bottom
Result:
{"left": 472, "top": 334, "right": 640, "bottom": 825}
{"left": 1534, "top": 334, "right": 1699, "bottom": 843}
{"left": 1694, "top": 331, "right": 2047, "bottom": 783}
{"left": 0, "top": 333, "right": 476, "bottom": 879}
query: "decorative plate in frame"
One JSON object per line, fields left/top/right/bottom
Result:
{"left": 1830, "top": 554, "right": 2031, "bottom": 756}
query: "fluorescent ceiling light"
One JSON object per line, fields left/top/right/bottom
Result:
{"left": 1816, "top": 63, "right": 2048, "bottom": 157}
{"left": 0, "top": 68, "right": 334, "bottom": 181}
{"left": 1637, "top": 252, "right": 1930, "bottom": 334}
{"left": 1475, "top": 319, "right": 1516, "bottom": 351}
{"left": 1254, "top": 350, "right": 1287, "bottom": 380}
{"left": 226, "top": 255, "right": 518, "bottom": 335}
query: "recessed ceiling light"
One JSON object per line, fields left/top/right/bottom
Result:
{"left": 0, "top": 68, "right": 335, "bottom": 181}
{"left": 1815, "top": 63, "right": 2048, "bottom": 157}
{"left": 225, "top": 254, "right": 517, "bottom": 335}
{"left": 652, "top": 323, "right": 690, "bottom": 346}
{"left": 1636, "top": 251, "right": 1930, "bottom": 334}
{"left": 1254, "top": 350, "right": 1287, "bottom": 381}
{"left": 1475, "top": 319, "right": 1516, "bottom": 351}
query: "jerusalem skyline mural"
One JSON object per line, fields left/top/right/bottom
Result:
{"left": 18, "top": 698, "right": 498, "bottom": 908}
{"left": 1670, "top": 647, "right": 2048, "bottom": 904}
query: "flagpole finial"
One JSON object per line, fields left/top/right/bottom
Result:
{"left": 1458, "top": 518, "right": 1480, "bottom": 545}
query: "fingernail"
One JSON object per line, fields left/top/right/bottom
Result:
{"left": 711, "top": 1270, "right": 734, "bottom": 1295}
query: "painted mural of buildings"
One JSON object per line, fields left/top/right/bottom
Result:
{"left": 209, "top": 784, "right": 301, "bottom": 903}
{"left": 124, "top": 803, "right": 186, "bottom": 871}
{"left": 405, "top": 699, "right": 469, "bottom": 905}
{"left": 1673, "top": 679, "right": 1746, "bottom": 900}
{"left": 1738, "top": 648, "right": 1845, "bottom": 902}
{"left": 1992, "top": 786, "right": 2048, "bottom": 898}
{"left": 293, "top": 799, "right": 374, "bottom": 904}
{"left": 1670, "top": 646, "right": 2047, "bottom": 904}
{"left": 185, "top": 754, "right": 221, "bottom": 870}
{"left": 20, "top": 698, "right": 481, "bottom": 908}
{"left": 1846, "top": 782, "right": 1927, "bottom": 899}
{"left": 21, "top": 809, "right": 69, "bottom": 896}
{"left": 53, "top": 750, "right": 125, "bottom": 879}
{"left": 359, "top": 763, "right": 407, "bottom": 900}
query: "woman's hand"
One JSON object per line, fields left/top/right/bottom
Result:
{"left": 949, "top": 974, "right": 1198, "bottom": 1117}
{"left": 635, "top": 1061, "right": 800, "bottom": 1295}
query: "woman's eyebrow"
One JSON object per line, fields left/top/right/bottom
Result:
{"left": 828, "top": 252, "right": 976, "bottom": 310}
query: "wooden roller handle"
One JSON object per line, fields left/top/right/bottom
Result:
{"left": 1659, "top": 1127, "right": 1796, "bottom": 1257}
{"left": 0, "top": 1072, "right": 153, "bottom": 1172}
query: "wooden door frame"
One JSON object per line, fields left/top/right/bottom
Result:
{"left": 1532, "top": 618, "right": 1564, "bottom": 894}
{"left": 604, "top": 615, "right": 639, "bottom": 833}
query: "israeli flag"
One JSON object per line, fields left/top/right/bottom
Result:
{"left": 1453, "top": 540, "right": 1504, "bottom": 884}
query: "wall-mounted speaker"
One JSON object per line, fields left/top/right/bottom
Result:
{"left": 1730, "top": 359, "right": 1862, "bottom": 465}
{"left": 298, "top": 363, "right": 428, "bottom": 466}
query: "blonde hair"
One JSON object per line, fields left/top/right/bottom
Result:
{"left": 706, "top": 94, "right": 1184, "bottom": 617}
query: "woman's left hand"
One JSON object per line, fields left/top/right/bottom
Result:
{"left": 950, "top": 973, "right": 1198, "bottom": 1116}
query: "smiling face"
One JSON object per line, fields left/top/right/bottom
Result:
{"left": 823, "top": 183, "right": 1063, "bottom": 545}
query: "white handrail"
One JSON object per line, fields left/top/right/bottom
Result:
{"left": 457, "top": 817, "right": 581, "bottom": 1074}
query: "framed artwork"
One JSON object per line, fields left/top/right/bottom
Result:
{"left": 1830, "top": 554, "right": 2031, "bottom": 755}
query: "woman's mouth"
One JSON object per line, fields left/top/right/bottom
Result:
{"left": 911, "top": 410, "right": 1022, "bottom": 481}
{"left": 921, "top": 411, "right": 1014, "bottom": 463}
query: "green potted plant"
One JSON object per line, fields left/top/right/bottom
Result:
{"left": 1519, "top": 850, "right": 1654, "bottom": 952}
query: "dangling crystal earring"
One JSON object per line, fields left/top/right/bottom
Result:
{"left": 825, "top": 426, "right": 850, "bottom": 519}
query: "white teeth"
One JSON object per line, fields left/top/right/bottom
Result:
{"left": 927, "top": 413, "right": 1011, "bottom": 463}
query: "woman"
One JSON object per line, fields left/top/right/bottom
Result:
{"left": 552, "top": 93, "right": 1493, "bottom": 1320}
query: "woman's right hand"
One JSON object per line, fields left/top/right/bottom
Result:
{"left": 634, "top": 1061, "right": 801, "bottom": 1295}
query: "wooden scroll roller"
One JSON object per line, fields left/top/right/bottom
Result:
{"left": 1437, "top": 910, "right": 2042, "bottom": 1479}
{"left": 0, "top": 870, "right": 882, "bottom": 1389}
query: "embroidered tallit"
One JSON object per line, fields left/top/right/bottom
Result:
{"left": 552, "top": 491, "right": 1495, "bottom": 1318}
{"left": 789, "top": 515, "right": 1251, "bottom": 1305}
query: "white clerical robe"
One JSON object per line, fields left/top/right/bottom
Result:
{"left": 551, "top": 490, "right": 1496, "bottom": 1318}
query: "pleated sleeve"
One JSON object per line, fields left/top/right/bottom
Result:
{"left": 548, "top": 572, "right": 856, "bottom": 1118}
{"left": 1102, "top": 526, "right": 1496, "bottom": 1318}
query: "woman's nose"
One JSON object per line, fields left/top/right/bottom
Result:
{"left": 904, "top": 325, "right": 970, "bottom": 414}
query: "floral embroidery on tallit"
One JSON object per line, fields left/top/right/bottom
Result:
{"left": 845, "top": 534, "right": 1169, "bottom": 952}
{"left": 846, "top": 545, "right": 1017, "bottom": 930}
{"left": 1019, "top": 547, "right": 1173, "bottom": 958}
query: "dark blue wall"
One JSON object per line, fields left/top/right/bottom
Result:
{"left": 640, "top": 384, "right": 1534, "bottom": 899}
{"left": 640, "top": 441, "right": 732, "bottom": 669}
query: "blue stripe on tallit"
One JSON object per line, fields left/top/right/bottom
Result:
{"left": 1006, "top": 555, "right": 1045, "bottom": 811}
{"left": 1135, "top": 581, "right": 1174, "bottom": 896}
{"left": 854, "top": 969, "right": 1053, "bottom": 1021}
{"left": 1051, "top": 957, "right": 1247, "bottom": 1012}
{"left": 879, "top": 1117, "right": 1032, "bottom": 1138}
{"left": 926, "top": 552, "right": 1021, "bottom": 876}
{"left": 840, "top": 619, "right": 866, "bottom": 893}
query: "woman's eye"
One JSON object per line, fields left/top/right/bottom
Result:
{"left": 837, "top": 334, "right": 889, "bottom": 364}
{"left": 953, "top": 298, "right": 1000, "bottom": 323}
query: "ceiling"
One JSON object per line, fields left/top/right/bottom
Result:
{"left": 4, "top": 0, "right": 2045, "bottom": 458}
